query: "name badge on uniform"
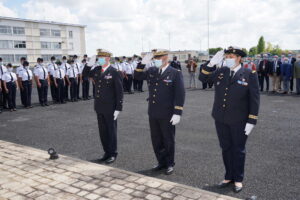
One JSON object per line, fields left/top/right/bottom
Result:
{"left": 105, "top": 75, "right": 112, "bottom": 79}
{"left": 163, "top": 79, "right": 172, "bottom": 83}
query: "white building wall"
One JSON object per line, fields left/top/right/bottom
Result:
{"left": 0, "top": 17, "right": 86, "bottom": 65}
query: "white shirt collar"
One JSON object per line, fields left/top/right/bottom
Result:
{"left": 160, "top": 64, "right": 169, "bottom": 74}
{"left": 102, "top": 64, "right": 110, "bottom": 73}
{"left": 232, "top": 64, "right": 241, "bottom": 74}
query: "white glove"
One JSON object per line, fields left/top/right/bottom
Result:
{"left": 208, "top": 50, "right": 224, "bottom": 67}
{"left": 244, "top": 123, "right": 254, "bottom": 136}
{"left": 87, "top": 55, "right": 97, "bottom": 66}
{"left": 113, "top": 111, "right": 120, "bottom": 120}
{"left": 170, "top": 114, "right": 181, "bottom": 125}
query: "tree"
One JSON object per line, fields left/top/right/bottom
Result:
{"left": 270, "top": 45, "right": 282, "bottom": 56}
{"left": 209, "top": 47, "right": 223, "bottom": 55}
{"left": 242, "top": 48, "right": 248, "bottom": 56}
{"left": 265, "top": 42, "right": 273, "bottom": 53}
{"left": 249, "top": 46, "right": 257, "bottom": 56}
{"left": 257, "top": 36, "right": 265, "bottom": 54}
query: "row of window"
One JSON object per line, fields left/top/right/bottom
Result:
{"left": 0, "top": 25, "right": 73, "bottom": 38}
{"left": 0, "top": 54, "right": 63, "bottom": 63}
{"left": 0, "top": 40, "right": 74, "bottom": 50}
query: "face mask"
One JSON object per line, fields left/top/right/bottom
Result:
{"left": 97, "top": 58, "right": 106, "bottom": 66}
{"left": 224, "top": 58, "right": 236, "bottom": 68}
{"left": 154, "top": 59, "right": 163, "bottom": 67}
{"left": 25, "top": 66, "right": 29, "bottom": 70}
{"left": 63, "top": 60, "right": 66, "bottom": 63}
{"left": 0, "top": 62, "right": 3, "bottom": 65}
{"left": 8, "top": 68, "right": 13, "bottom": 72}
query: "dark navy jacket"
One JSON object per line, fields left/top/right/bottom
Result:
{"left": 199, "top": 63, "right": 260, "bottom": 125}
{"left": 93, "top": 66, "right": 123, "bottom": 114}
{"left": 135, "top": 65, "right": 185, "bottom": 119}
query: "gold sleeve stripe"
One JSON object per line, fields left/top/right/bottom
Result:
{"left": 175, "top": 106, "right": 183, "bottom": 110}
{"left": 249, "top": 115, "right": 258, "bottom": 120}
{"left": 252, "top": 70, "right": 257, "bottom": 73}
{"left": 135, "top": 69, "right": 143, "bottom": 72}
{"left": 201, "top": 69, "right": 212, "bottom": 75}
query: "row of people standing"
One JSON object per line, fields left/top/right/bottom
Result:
{"left": 0, "top": 55, "right": 94, "bottom": 113}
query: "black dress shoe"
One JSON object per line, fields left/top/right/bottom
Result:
{"left": 105, "top": 157, "right": 116, "bottom": 164}
{"left": 217, "top": 181, "right": 233, "bottom": 188}
{"left": 165, "top": 166, "right": 174, "bottom": 175}
{"left": 45, "top": 103, "right": 49, "bottom": 106}
{"left": 233, "top": 185, "right": 243, "bottom": 193}
{"left": 152, "top": 165, "right": 166, "bottom": 171}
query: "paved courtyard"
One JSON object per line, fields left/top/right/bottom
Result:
{"left": 0, "top": 67, "right": 300, "bottom": 200}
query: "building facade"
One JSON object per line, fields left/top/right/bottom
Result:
{"left": 0, "top": 16, "right": 86, "bottom": 65}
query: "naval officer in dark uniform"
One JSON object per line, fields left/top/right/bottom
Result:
{"left": 91, "top": 49, "right": 124, "bottom": 164}
{"left": 199, "top": 47, "right": 260, "bottom": 193}
{"left": 135, "top": 49, "right": 185, "bottom": 175}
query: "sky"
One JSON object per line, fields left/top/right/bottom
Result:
{"left": 1, "top": 0, "right": 300, "bottom": 56}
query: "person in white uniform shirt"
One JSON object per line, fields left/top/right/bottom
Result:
{"left": 0, "top": 57, "right": 8, "bottom": 112}
{"left": 54, "top": 60, "right": 66, "bottom": 104}
{"left": 62, "top": 56, "right": 71, "bottom": 101}
{"left": 66, "top": 60, "right": 79, "bottom": 102}
{"left": 48, "top": 56, "right": 58, "bottom": 103}
{"left": 124, "top": 58, "right": 134, "bottom": 94}
{"left": 34, "top": 58, "right": 50, "bottom": 107}
{"left": 19, "top": 61, "right": 33, "bottom": 108}
{"left": 2, "top": 63, "right": 18, "bottom": 112}
{"left": 16, "top": 57, "right": 27, "bottom": 106}
{"left": 73, "top": 55, "right": 82, "bottom": 100}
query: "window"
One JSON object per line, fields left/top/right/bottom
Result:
{"left": 69, "top": 42, "right": 74, "bottom": 50}
{"left": 53, "top": 55, "right": 62, "bottom": 60}
{"left": 52, "top": 42, "right": 61, "bottom": 49}
{"left": 14, "top": 41, "right": 26, "bottom": 49}
{"left": 41, "top": 55, "right": 52, "bottom": 62}
{"left": 15, "top": 55, "right": 27, "bottom": 62}
{"left": 51, "top": 29, "right": 61, "bottom": 37}
{"left": 0, "top": 54, "right": 14, "bottom": 63}
{"left": 0, "top": 40, "right": 13, "bottom": 49}
{"left": 41, "top": 41, "right": 52, "bottom": 49}
{"left": 13, "top": 27, "right": 25, "bottom": 35}
{"left": 0, "top": 25, "right": 12, "bottom": 35}
{"left": 40, "top": 29, "right": 50, "bottom": 37}
{"left": 69, "top": 31, "right": 73, "bottom": 38}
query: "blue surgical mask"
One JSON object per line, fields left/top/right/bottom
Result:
{"left": 224, "top": 58, "right": 236, "bottom": 68}
{"left": 154, "top": 59, "right": 162, "bottom": 67}
{"left": 97, "top": 58, "right": 106, "bottom": 66}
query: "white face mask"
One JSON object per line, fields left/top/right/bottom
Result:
{"left": 224, "top": 58, "right": 236, "bottom": 68}
{"left": 154, "top": 59, "right": 163, "bottom": 67}
{"left": 25, "top": 66, "right": 29, "bottom": 70}
{"left": 8, "top": 68, "right": 13, "bottom": 72}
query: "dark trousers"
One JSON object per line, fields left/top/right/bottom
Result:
{"left": 259, "top": 74, "right": 269, "bottom": 91}
{"left": 82, "top": 78, "right": 90, "bottom": 99}
{"left": 20, "top": 82, "right": 26, "bottom": 106}
{"left": 50, "top": 75, "right": 57, "bottom": 101}
{"left": 137, "top": 80, "right": 144, "bottom": 91}
{"left": 202, "top": 81, "right": 213, "bottom": 89}
{"left": 124, "top": 75, "right": 133, "bottom": 92}
{"left": 22, "top": 81, "right": 32, "bottom": 107}
{"left": 133, "top": 78, "right": 138, "bottom": 91}
{"left": 37, "top": 80, "right": 48, "bottom": 105}
{"left": 92, "top": 82, "right": 96, "bottom": 98}
{"left": 56, "top": 79, "right": 65, "bottom": 103}
{"left": 149, "top": 117, "right": 176, "bottom": 167}
{"left": 6, "top": 82, "right": 16, "bottom": 109}
{"left": 290, "top": 76, "right": 294, "bottom": 92}
{"left": 0, "top": 81, "right": 7, "bottom": 109}
{"left": 97, "top": 113, "right": 118, "bottom": 157}
{"left": 215, "top": 121, "right": 248, "bottom": 182}
{"left": 69, "top": 78, "right": 77, "bottom": 101}
{"left": 76, "top": 79, "right": 81, "bottom": 99}
{"left": 64, "top": 77, "right": 69, "bottom": 100}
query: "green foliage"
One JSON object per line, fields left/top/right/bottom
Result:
{"left": 209, "top": 47, "right": 223, "bottom": 55}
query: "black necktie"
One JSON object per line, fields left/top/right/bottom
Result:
{"left": 59, "top": 69, "right": 62, "bottom": 79}
{"left": 0, "top": 66, "right": 3, "bottom": 75}
{"left": 73, "top": 68, "right": 75, "bottom": 77}
{"left": 42, "top": 67, "right": 46, "bottom": 79}
{"left": 10, "top": 73, "right": 13, "bottom": 82}
{"left": 159, "top": 69, "right": 162, "bottom": 75}
{"left": 230, "top": 70, "right": 234, "bottom": 79}
{"left": 26, "top": 69, "right": 30, "bottom": 80}
{"left": 76, "top": 64, "right": 79, "bottom": 72}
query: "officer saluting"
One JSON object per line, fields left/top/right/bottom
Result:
{"left": 135, "top": 49, "right": 185, "bottom": 175}
{"left": 199, "top": 47, "right": 260, "bottom": 193}
{"left": 92, "top": 49, "right": 123, "bottom": 164}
